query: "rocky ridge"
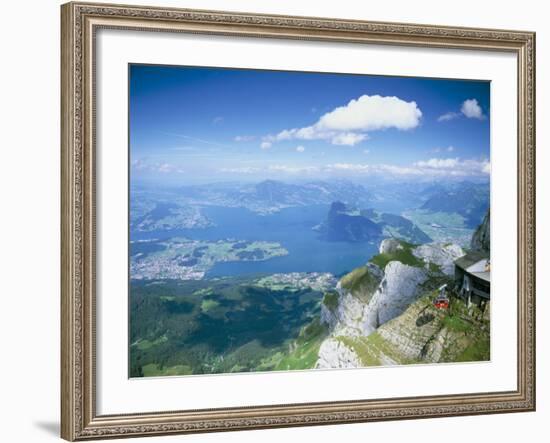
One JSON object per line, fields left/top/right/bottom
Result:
{"left": 315, "top": 238, "right": 490, "bottom": 369}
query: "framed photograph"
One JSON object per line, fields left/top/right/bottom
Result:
{"left": 61, "top": 2, "right": 536, "bottom": 440}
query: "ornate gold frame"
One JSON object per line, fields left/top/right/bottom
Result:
{"left": 61, "top": 2, "right": 536, "bottom": 440}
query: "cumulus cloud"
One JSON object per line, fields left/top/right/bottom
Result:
{"left": 438, "top": 99, "right": 486, "bottom": 122}
{"left": 461, "top": 98, "right": 485, "bottom": 119}
{"left": 296, "top": 145, "right": 306, "bottom": 153}
{"left": 260, "top": 141, "right": 272, "bottom": 150}
{"left": 331, "top": 132, "right": 369, "bottom": 146}
{"left": 317, "top": 95, "right": 422, "bottom": 132}
{"left": 261, "top": 94, "right": 422, "bottom": 148}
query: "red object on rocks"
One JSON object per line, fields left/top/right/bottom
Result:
{"left": 433, "top": 297, "right": 450, "bottom": 309}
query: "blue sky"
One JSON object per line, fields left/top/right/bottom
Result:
{"left": 129, "top": 64, "right": 490, "bottom": 184}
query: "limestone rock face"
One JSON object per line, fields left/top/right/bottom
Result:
{"left": 320, "top": 261, "right": 428, "bottom": 339}
{"left": 332, "top": 291, "right": 369, "bottom": 336}
{"left": 413, "top": 243, "right": 465, "bottom": 275}
{"left": 379, "top": 238, "right": 404, "bottom": 255}
{"left": 362, "top": 262, "right": 428, "bottom": 334}
{"left": 320, "top": 282, "right": 372, "bottom": 337}
{"left": 471, "top": 209, "right": 490, "bottom": 252}
{"left": 320, "top": 300, "right": 338, "bottom": 330}
{"left": 316, "top": 338, "right": 361, "bottom": 369}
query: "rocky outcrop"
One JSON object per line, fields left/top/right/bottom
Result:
{"left": 413, "top": 242, "right": 465, "bottom": 275}
{"left": 316, "top": 338, "right": 362, "bottom": 369}
{"left": 319, "top": 258, "right": 427, "bottom": 339}
{"left": 316, "top": 238, "right": 489, "bottom": 369}
{"left": 361, "top": 261, "right": 428, "bottom": 334}
{"left": 471, "top": 209, "right": 490, "bottom": 252}
{"left": 375, "top": 296, "right": 445, "bottom": 361}
{"left": 379, "top": 238, "right": 403, "bottom": 254}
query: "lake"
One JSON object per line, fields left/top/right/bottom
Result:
{"left": 131, "top": 205, "right": 379, "bottom": 277}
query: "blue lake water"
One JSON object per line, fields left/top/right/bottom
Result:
{"left": 131, "top": 205, "right": 379, "bottom": 278}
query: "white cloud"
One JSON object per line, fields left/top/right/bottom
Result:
{"left": 216, "top": 157, "right": 490, "bottom": 178}
{"left": 363, "top": 149, "right": 370, "bottom": 154}
{"left": 447, "top": 146, "right": 455, "bottom": 152}
{"left": 212, "top": 116, "right": 224, "bottom": 124}
{"left": 317, "top": 95, "right": 422, "bottom": 132}
{"left": 262, "top": 94, "right": 421, "bottom": 147}
{"left": 234, "top": 135, "right": 255, "bottom": 142}
{"left": 437, "top": 112, "right": 460, "bottom": 122}
{"left": 327, "top": 163, "right": 371, "bottom": 172}
{"left": 296, "top": 145, "right": 306, "bottom": 153}
{"left": 268, "top": 165, "right": 319, "bottom": 174}
{"left": 438, "top": 99, "right": 486, "bottom": 122}
{"left": 220, "top": 167, "right": 261, "bottom": 174}
{"left": 132, "top": 159, "right": 184, "bottom": 174}
{"left": 326, "top": 157, "right": 490, "bottom": 177}
{"left": 260, "top": 141, "right": 272, "bottom": 150}
{"left": 325, "top": 163, "right": 421, "bottom": 176}
{"left": 461, "top": 98, "right": 484, "bottom": 119}
{"left": 414, "top": 158, "right": 460, "bottom": 169}
{"left": 331, "top": 132, "right": 369, "bottom": 146}
{"left": 413, "top": 157, "right": 490, "bottom": 176}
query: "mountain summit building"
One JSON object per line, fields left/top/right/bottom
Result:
{"left": 454, "top": 251, "right": 490, "bottom": 309}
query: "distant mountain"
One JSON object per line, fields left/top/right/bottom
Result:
{"left": 318, "top": 202, "right": 382, "bottom": 242}
{"left": 362, "top": 209, "right": 432, "bottom": 244}
{"left": 316, "top": 202, "right": 431, "bottom": 244}
{"left": 176, "top": 179, "right": 374, "bottom": 214}
{"left": 420, "top": 181, "right": 489, "bottom": 228}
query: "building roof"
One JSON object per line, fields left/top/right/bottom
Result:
{"left": 455, "top": 251, "right": 490, "bottom": 270}
{"left": 470, "top": 271, "right": 490, "bottom": 283}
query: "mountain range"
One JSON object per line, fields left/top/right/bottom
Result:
{"left": 174, "top": 179, "right": 374, "bottom": 214}
{"left": 420, "top": 181, "right": 489, "bottom": 228}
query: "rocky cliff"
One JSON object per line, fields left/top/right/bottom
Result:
{"left": 471, "top": 209, "right": 490, "bottom": 252}
{"left": 316, "top": 238, "right": 489, "bottom": 369}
